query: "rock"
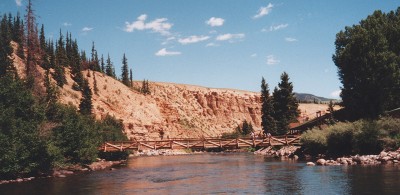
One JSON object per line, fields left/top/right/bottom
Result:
{"left": 293, "top": 155, "right": 299, "bottom": 160}
{"left": 316, "top": 159, "right": 326, "bottom": 166}
{"left": 16, "top": 178, "right": 23, "bottom": 182}
{"left": 393, "top": 160, "right": 399, "bottom": 163}
{"left": 306, "top": 162, "right": 316, "bottom": 166}
{"left": 57, "top": 175, "right": 66, "bottom": 178}
{"left": 380, "top": 151, "right": 388, "bottom": 158}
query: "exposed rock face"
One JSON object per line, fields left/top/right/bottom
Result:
{"left": 59, "top": 71, "right": 262, "bottom": 140}
{"left": 37, "top": 67, "right": 328, "bottom": 140}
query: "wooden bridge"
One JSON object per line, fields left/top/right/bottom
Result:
{"left": 100, "top": 135, "right": 301, "bottom": 152}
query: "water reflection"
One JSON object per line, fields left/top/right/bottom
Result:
{"left": 0, "top": 153, "right": 399, "bottom": 194}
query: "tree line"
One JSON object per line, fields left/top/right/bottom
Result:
{"left": 0, "top": 1, "right": 128, "bottom": 180}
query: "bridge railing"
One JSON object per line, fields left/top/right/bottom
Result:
{"left": 100, "top": 135, "right": 301, "bottom": 152}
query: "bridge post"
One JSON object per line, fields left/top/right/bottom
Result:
{"left": 236, "top": 138, "right": 239, "bottom": 149}
{"left": 285, "top": 135, "right": 288, "bottom": 145}
{"left": 170, "top": 140, "right": 173, "bottom": 149}
{"left": 104, "top": 144, "right": 107, "bottom": 152}
{"left": 138, "top": 142, "right": 141, "bottom": 151}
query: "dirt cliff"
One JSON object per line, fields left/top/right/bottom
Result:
{"left": 60, "top": 70, "right": 263, "bottom": 140}
{"left": 59, "top": 70, "right": 329, "bottom": 140}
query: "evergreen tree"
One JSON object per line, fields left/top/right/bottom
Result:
{"left": 141, "top": 79, "right": 151, "bottom": 95}
{"left": 0, "top": 15, "right": 15, "bottom": 77}
{"left": 79, "top": 79, "right": 93, "bottom": 115}
{"left": 105, "top": 54, "right": 114, "bottom": 78}
{"left": 121, "top": 53, "right": 130, "bottom": 86}
{"left": 70, "top": 39, "right": 83, "bottom": 88}
{"left": 272, "top": 72, "right": 299, "bottom": 135}
{"left": 93, "top": 71, "right": 99, "bottom": 95}
{"left": 25, "top": 0, "right": 40, "bottom": 80}
{"left": 241, "top": 120, "right": 253, "bottom": 135}
{"left": 130, "top": 68, "right": 133, "bottom": 87}
{"left": 100, "top": 54, "right": 105, "bottom": 73}
{"left": 13, "top": 12, "right": 25, "bottom": 60}
{"left": 90, "top": 42, "right": 100, "bottom": 71}
{"left": 39, "top": 24, "right": 50, "bottom": 70}
{"left": 261, "top": 77, "right": 277, "bottom": 135}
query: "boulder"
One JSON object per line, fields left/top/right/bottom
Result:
{"left": 306, "top": 162, "right": 316, "bottom": 166}
{"left": 316, "top": 159, "right": 326, "bottom": 166}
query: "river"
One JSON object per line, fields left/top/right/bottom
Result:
{"left": 1, "top": 153, "right": 399, "bottom": 194}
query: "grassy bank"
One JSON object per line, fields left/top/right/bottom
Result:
{"left": 301, "top": 117, "right": 400, "bottom": 156}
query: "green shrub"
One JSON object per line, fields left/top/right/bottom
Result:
{"left": 301, "top": 117, "right": 400, "bottom": 156}
{"left": 300, "top": 129, "right": 328, "bottom": 155}
{"left": 353, "top": 120, "right": 382, "bottom": 154}
{"left": 326, "top": 122, "right": 355, "bottom": 156}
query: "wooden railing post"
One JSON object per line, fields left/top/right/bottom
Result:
{"left": 170, "top": 140, "right": 173, "bottom": 149}
{"left": 285, "top": 135, "right": 288, "bottom": 145}
{"left": 236, "top": 138, "right": 239, "bottom": 149}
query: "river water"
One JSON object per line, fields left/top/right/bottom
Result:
{"left": 1, "top": 153, "right": 399, "bottom": 194}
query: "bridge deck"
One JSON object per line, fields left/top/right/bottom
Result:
{"left": 101, "top": 135, "right": 301, "bottom": 152}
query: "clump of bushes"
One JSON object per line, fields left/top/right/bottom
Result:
{"left": 221, "top": 120, "right": 253, "bottom": 139}
{"left": 301, "top": 117, "right": 400, "bottom": 156}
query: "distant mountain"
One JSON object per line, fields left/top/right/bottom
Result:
{"left": 294, "top": 93, "right": 340, "bottom": 103}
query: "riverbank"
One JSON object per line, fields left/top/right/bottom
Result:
{"left": 0, "top": 159, "right": 125, "bottom": 185}
{"left": 306, "top": 149, "right": 400, "bottom": 166}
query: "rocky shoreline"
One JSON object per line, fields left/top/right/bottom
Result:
{"left": 306, "top": 149, "right": 400, "bottom": 166}
{"left": 254, "top": 145, "right": 400, "bottom": 167}
{"left": 254, "top": 146, "right": 301, "bottom": 159}
{"left": 0, "top": 159, "right": 125, "bottom": 185}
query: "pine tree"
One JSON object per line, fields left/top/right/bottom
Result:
{"left": 25, "top": 0, "right": 41, "bottom": 80}
{"left": 130, "top": 68, "right": 133, "bottom": 87}
{"left": 272, "top": 72, "right": 299, "bottom": 135}
{"left": 39, "top": 24, "right": 50, "bottom": 70}
{"left": 121, "top": 53, "right": 130, "bottom": 86}
{"left": 261, "top": 77, "right": 277, "bottom": 135}
{"left": 105, "top": 54, "right": 114, "bottom": 78}
{"left": 0, "top": 14, "right": 15, "bottom": 77}
{"left": 13, "top": 12, "right": 25, "bottom": 60}
{"left": 90, "top": 42, "right": 100, "bottom": 71}
{"left": 70, "top": 39, "right": 83, "bottom": 89}
{"left": 100, "top": 54, "right": 105, "bottom": 73}
{"left": 93, "top": 71, "right": 98, "bottom": 95}
{"left": 79, "top": 79, "right": 93, "bottom": 115}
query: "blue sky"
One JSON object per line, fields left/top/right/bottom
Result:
{"left": 1, "top": 0, "right": 399, "bottom": 98}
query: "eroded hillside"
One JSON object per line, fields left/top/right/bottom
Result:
{"left": 13, "top": 50, "right": 330, "bottom": 140}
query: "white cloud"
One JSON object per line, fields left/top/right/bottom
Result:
{"left": 266, "top": 55, "right": 280, "bottom": 65}
{"left": 262, "top": 24, "right": 289, "bottom": 32}
{"left": 124, "top": 14, "right": 172, "bottom": 36}
{"left": 82, "top": 27, "right": 93, "bottom": 32}
{"left": 216, "top": 33, "right": 245, "bottom": 41}
{"left": 253, "top": 3, "right": 274, "bottom": 19}
{"left": 63, "top": 22, "right": 72, "bottom": 27}
{"left": 206, "top": 43, "right": 219, "bottom": 47}
{"left": 285, "top": 37, "right": 297, "bottom": 42}
{"left": 15, "top": 0, "right": 22, "bottom": 6}
{"left": 178, "top": 35, "right": 210, "bottom": 45}
{"left": 206, "top": 17, "right": 225, "bottom": 27}
{"left": 251, "top": 53, "right": 257, "bottom": 57}
{"left": 331, "top": 90, "right": 341, "bottom": 98}
{"left": 155, "top": 48, "right": 181, "bottom": 56}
